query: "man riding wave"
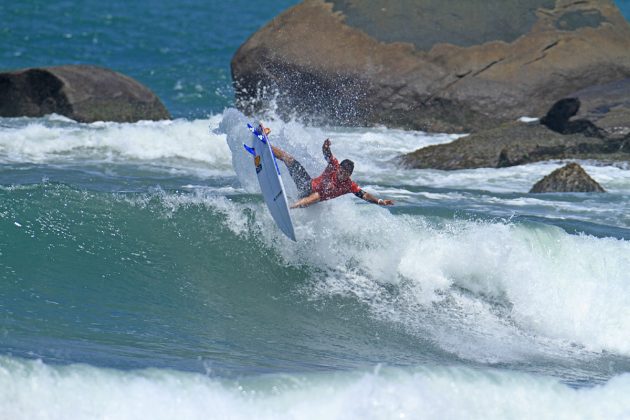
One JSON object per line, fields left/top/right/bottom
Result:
{"left": 263, "top": 126, "right": 394, "bottom": 209}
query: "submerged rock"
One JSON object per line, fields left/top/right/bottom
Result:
{"left": 0, "top": 65, "right": 170, "bottom": 123}
{"left": 529, "top": 163, "right": 606, "bottom": 193}
{"left": 232, "top": 0, "right": 630, "bottom": 132}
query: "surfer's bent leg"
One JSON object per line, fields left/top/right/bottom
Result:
{"left": 271, "top": 146, "right": 294, "bottom": 165}
{"left": 286, "top": 159, "right": 313, "bottom": 198}
{"left": 271, "top": 146, "right": 312, "bottom": 198}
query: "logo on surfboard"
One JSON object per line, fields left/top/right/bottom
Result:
{"left": 254, "top": 155, "right": 262, "bottom": 173}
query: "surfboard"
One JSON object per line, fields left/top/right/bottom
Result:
{"left": 244, "top": 123, "right": 296, "bottom": 241}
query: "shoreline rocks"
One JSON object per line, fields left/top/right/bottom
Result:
{"left": 0, "top": 65, "right": 170, "bottom": 123}
{"left": 401, "top": 94, "right": 630, "bottom": 170}
{"left": 399, "top": 120, "right": 630, "bottom": 170}
{"left": 232, "top": 0, "right": 630, "bottom": 132}
{"left": 529, "top": 163, "right": 606, "bottom": 193}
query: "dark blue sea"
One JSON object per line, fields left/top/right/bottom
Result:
{"left": 1, "top": 1, "right": 630, "bottom": 418}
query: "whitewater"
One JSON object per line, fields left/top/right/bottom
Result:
{"left": 0, "top": 109, "right": 629, "bottom": 419}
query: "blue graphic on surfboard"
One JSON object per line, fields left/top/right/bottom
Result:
{"left": 244, "top": 123, "right": 296, "bottom": 241}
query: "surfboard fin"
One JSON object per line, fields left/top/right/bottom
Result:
{"left": 243, "top": 144, "right": 256, "bottom": 156}
{"left": 247, "top": 123, "right": 267, "bottom": 143}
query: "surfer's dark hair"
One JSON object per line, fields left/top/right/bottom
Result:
{"left": 340, "top": 159, "right": 354, "bottom": 174}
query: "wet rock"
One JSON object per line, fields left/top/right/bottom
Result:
{"left": 529, "top": 162, "right": 606, "bottom": 193}
{"left": 232, "top": 0, "right": 630, "bottom": 132}
{"left": 0, "top": 65, "right": 170, "bottom": 123}
{"left": 569, "top": 78, "right": 630, "bottom": 137}
{"left": 540, "top": 98, "right": 580, "bottom": 132}
{"left": 399, "top": 121, "right": 630, "bottom": 170}
{"left": 540, "top": 97, "right": 606, "bottom": 137}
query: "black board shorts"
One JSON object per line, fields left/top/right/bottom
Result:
{"left": 287, "top": 159, "right": 313, "bottom": 198}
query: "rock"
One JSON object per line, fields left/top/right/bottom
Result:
{"left": 0, "top": 65, "right": 170, "bottom": 123}
{"left": 399, "top": 121, "right": 630, "bottom": 170}
{"left": 232, "top": 0, "right": 630, "bottom": 132}
{"left": 569, "top": 78, "right": 630, "bottom": 137}
{"left": 540, "top": 97, "right": 606, "bottom": 137}
{"left": 529, "top": 162, "right": 606, "bottom": 193}
{"left": 540, "top": 97, "right": 580, "bottom": 132}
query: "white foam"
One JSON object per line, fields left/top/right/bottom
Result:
{"left": 0, "top": 115, "right": 233, "bottom": 174}
{"left": 393, "top": 161, "right": 630, "bottom": 194}
{"left": 139, "top": 182, "right": 630, "bottom": 361}
{"left": 5, "top": 110, "right": 630, "bottom": 361}
{"left": 211, "top": 110, "right": 630, "bottom": 359}
{"left": 1, "top": 356, "right": 629, "bottom": 420}
{"left": 290, "top": 203, "right": 630, "bottom": 359}
{"left": 4, "top": 110, "right": 630, "bottom": 197}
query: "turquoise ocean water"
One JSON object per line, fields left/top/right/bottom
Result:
{"left": 1, "top": 1, "right": 630, "bottom": 419}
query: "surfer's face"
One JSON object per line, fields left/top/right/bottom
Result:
{"left": 338, "top": 168, "right": 351, "bottom": 181}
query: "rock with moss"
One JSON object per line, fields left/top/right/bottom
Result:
{"left": 0, "top": 65, "right": 170, "bottom": 123}
{"left": 529, "top": 162, "right": 606, "bottom": 193}
{"left": 399, "top": 120, "right": 630, "bottom": 170}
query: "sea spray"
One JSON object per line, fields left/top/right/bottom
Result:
{"left": 214, "top": 108, "right": 630, "bottom": 360}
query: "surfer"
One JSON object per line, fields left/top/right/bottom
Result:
{"left": 265, "top": 128, "right": 394, "bottom": 209}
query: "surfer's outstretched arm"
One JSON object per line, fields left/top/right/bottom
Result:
{"left": 290, "top": 192, "right": 321, "bottom": 209}
{"left": 355, "top": 189, "right": 394, "bottom": 206}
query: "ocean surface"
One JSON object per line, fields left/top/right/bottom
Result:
{"left": 2, "top": 1, "right": 630, "bottom": 419}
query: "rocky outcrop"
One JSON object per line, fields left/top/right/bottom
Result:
{"left": 540, "top": 97, "right": 606, "bottom": 137}
{"left": 0, "top": 65, "right": 170, "bottom": 123}
{"left": 569, "top": 78, "right": 630, "bottom": 137}
{"left": 232, "top": 0, "right": 630, "bottom": 132}
{"left": 529, "top": 162, "right": 606, "bottom": 192}
{"left": 399, "top": 121, "right": 630, "bottom": 170}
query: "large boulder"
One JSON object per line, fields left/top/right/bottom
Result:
{"left": 399, "top": 121, "right": 630, "bottom": 170}
{"left": 232, "top": 0, "right": 630, "bottom": 132}
{"left": 0, "top": 65, "right": 170, "bottom": 123}
{"left": 529, "top": 162, "right": 606, "bottom": 192}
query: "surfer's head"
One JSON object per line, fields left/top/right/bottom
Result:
{"left": 339, "top": 159, "right": 354, "bottom": 181}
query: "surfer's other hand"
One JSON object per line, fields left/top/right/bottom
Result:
{"left": 323, "top": 138, "right": 331, "bottom": 148}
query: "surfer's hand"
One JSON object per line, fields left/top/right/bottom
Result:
{"left": 322, "top": 139, "right": 333, "bottom": 162}
{"left": 379, "top": 199, "right": 394, "bottom": 206}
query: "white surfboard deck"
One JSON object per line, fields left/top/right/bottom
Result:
{"left": 245, "top": 123, "right": 296, "bottom": 241}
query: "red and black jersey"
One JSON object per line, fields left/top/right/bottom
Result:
{"left": 311, "top": 156, "right": 361, "bottom": 201}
